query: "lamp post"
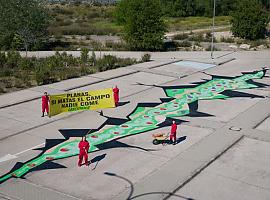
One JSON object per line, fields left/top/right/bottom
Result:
{"left": 210, "top": 0, "right": 216, "bottom": 59}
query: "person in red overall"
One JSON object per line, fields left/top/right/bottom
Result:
{"left": 41, "top": 92, "right": 50, "bottom": 117}
{"left": 113, "top": 85, "right": 119, "bottom": 107}
{"left": 170, "top": 120, "right": 177, "bottom": 145}
{"left": 78, "top": 136, "right": 90, "bottom": 167}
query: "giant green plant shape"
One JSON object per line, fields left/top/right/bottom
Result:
{"left": 0, "top": 69, "right": 267, "bottom": 184}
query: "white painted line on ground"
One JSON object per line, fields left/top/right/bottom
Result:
{"left": 0, "top": 142, "right": 45, "bottom": 163}
{"left": 0, "top": 154, "right": 17, "bottom": 163}
{"left": 13, "top": 142, "right": 45, "bottom": 156}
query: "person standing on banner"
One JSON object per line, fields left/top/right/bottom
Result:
{"left": 170, "top": 120, "right": 177, "bottom": 145}
{"left": 41, "top": 92, "right": 50, "bottom": 117}
{"left": 113, "top": 85, "right": 119, "bottom": 107}
{"left": 78, "top": 136, "right": 90, "bottom": 167}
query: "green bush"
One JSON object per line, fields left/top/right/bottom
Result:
{"left": 189, "top": 33, "right": 204, "bottom": 42}
{"left": 52, "top": 6, "right": 74, "bottom": 15}
{"left": 204, "top": 32, "right": 211, "bottom": 42}
{"left": 0, "top": 52, "right": 7, "bottom": 68}
{"left": 6, "top": 51, "right": 21, "bottom": 69}
{"left": 105, "top": 41, "right": 128, "bottom": 51}
{"left": 194, "top": 41, "right": 202, "bottom": 47}
{"left": 1, "top": 50, "right": 138, "bottom": 92}
{"left": 80, "top": 65, "right": 90, "bottom": 76}
{"left": 189, "top": 33, "right": 216, "bottom": 42}
{"left": 66, "top": 67, "right": 81, "bottom": 79}
{"left": 220, "top": 37, "right": 235, "bottom": 43}
{"left": 141, "top": 53, "right": 151, "bottom": 62}
{"left": 96, "top": 55, "right": 137, "bottom": 72}
{"left": 89, "top": 40, "right": 103, "bottom": 51}
{"left": 177, "top": 40, "right": 192, "bottom": 47}
{"left": 35, "top": 68, "right": 51, "bottom": 85}
{"left": 173, "top": 34, "right": 189, "bottom": 40}
{"left": 80, "top": 48, "right": 89, "bottom": 63}
{"left": 2, "top": 77, "right": 13, "bottom": 88}
{"left": 19, "top": 70, "right": 32, "bottom": 86}
{"left": 14, "top": 78, "right": 25, "bottom": 88}
{"left": 1, "top": 68, "right": 12, "bottom": 77}
{"left": 19, "top": 58, "right": 34, "bottom": 70}
{"left": 90, "top": 51, "right": 97, "bottom": 66}
{"left": 0, "top": 83, "right": 6, "bottom": 93}
{"left": 117, "top": 58, "right": 137, "bottom": 68}
{"left": 116, "top": 0, "right": 166, "bottom": 51}
{"left": 231, "top": 0, "right": 269, "bottom": 40}
{"left": 97, "top": 55, "right": 118, "bottom": 71}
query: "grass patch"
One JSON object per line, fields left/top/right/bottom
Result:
{"left": 220, "top": 37, "right": 235, "bottom": 43}
{"left": 49, "top": 5, "right": 231, "bottom": 36}
{"left": 48, "top": 5, "right": 123, "bottom": 36}
{"left": 166, "top": 16, "right": 231, "bottom": 31}
{"left": 47, "top": 5, "right": 235, "bottom": 51}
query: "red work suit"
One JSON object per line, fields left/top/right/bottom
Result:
{"left": 113, "top": 87, "right": 119, "bottom": 106}
{"left": 78, "top": 140, "right": 90, "bottom": 166}
{"left": 170, "top": 123, "right": 177, "bottom": 143}
{"left": 42, "top": 95, "right": 49, "bottom": 113}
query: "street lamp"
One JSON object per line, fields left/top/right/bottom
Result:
{"left": 210, "top": 0, "right": 216, "bottom": 59}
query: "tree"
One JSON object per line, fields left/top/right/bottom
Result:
{"left": 114, "top": 0, "right": 130, "bottom": 24}
{"left": 115, "top": 0, "right": 166, "bottom": 51}
{"left": 215, "top": 0, "right": 236, "bottom": 16}
{"left": 260, "top": 0, "right": 270, "bottom": 10}
{"left": 230, "top": 0, "right": 269, "bottom": 40}
{"left": 0, "top": 0, "right": 50, "bottom": 54}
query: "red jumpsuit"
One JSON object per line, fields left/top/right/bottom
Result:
{"left": 113, "top": 87, "right": 119, "bottom": 106}
{"left": 78, "top": 140, "right": 90, "bottom": 166}
{"left": 170, "top": 123, "right": 177, "bottom": 143}
{"left": 42, "top": 95, "right": 49, "bottom": 114}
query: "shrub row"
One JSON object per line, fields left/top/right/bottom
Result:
{"left": 0, "top": 50, "right": 139, "bottom": 94}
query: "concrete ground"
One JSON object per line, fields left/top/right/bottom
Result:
{"left": 0, "top": 50, "right": 269, "bottom": 200}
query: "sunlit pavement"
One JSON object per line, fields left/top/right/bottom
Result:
{"left": 0, "top": 51, "right": 269, "bottom": 200}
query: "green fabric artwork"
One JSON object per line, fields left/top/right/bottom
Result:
{"left": 0, "top": 69, "right": 267, "bottom": 184}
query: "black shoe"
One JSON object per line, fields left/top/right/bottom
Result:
{"left": 41, "top": 115, "right": 44, "bottom": 117}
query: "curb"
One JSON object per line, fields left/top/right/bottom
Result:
{"left": 164, "top": 135, "right": 244, "bottom": 200}
{"left": 0, "top": 60, "right": 179, "bottom": 109}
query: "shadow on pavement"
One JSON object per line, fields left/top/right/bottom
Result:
{"left": 58, "top": 129, "right": 91, "bottom": 139}
{"left": 221, "top": 90, "right": 265, "bottom": 98}
{"left": 30, "top": 161, "right": 67, "bottom": 172}
{"left": 153, "top": 136, "right": 187, "bottom": 145}
{"left": 96, "top": 140, "right": 158, "bottom": 152}
{"left": 177, "top": 136, "right": 187, "bottom": 144}
{"left": 89, "top": 153, "right": 107, "bottom": 170}
{"left": 118, "top": 101, "right": 130, "bottom": 107}
{"left": 34, "top": 139, "right": 67, "bottom": 152}
{"left": 104, "top": 172, "right": 195, "bottom": 200}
